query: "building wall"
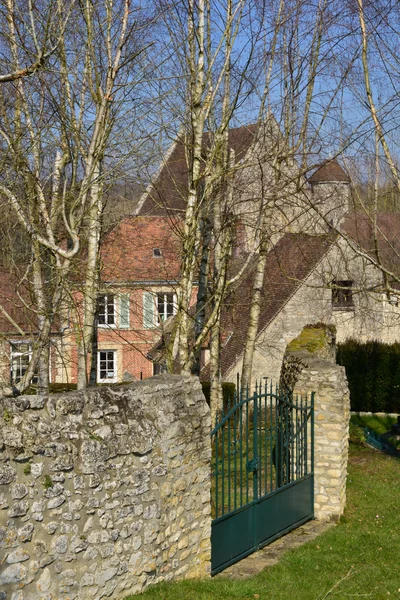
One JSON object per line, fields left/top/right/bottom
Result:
{"left": 224, "top": 238, "right": 400, "bottom": 386}
{"left": 61, "top": 285, "right": 194, "bottom": 385}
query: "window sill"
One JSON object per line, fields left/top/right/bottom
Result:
{"left": 332, "top": 305, "right": 355, "bottom": 312}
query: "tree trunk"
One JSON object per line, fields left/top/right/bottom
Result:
{"left": 77, "top": 164, "right": 103, "bottom": 390}
{"left": 241, "top": 248, "right": 268, "bottom": 391}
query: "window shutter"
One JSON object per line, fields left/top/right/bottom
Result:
{"left": 143, "top": 292, "right": 155, "bottom": 329}
{"left": 119, "top": 294, "right": 130, "bottom": 329}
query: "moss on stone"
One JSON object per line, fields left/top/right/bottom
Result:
{"left": 287, "top": 327, "right": 329, "bottom": 354}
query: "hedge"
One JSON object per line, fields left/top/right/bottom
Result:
{"left": 201, "top": 381, "right": 236, "bottom": 414}
{"left": 337, "top": 340, "right": 400, "bottom": 413}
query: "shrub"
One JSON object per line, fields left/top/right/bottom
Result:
{"left": 43, "top": 475, "right": 53, "bottom": 489}
{"left": 201, "top": 381, "right": 236, "bottom": 414}
{"left": 349, "top": 421, "right": 366, "bottom": 445}
{"left": 337, "top": 340, "right": 400, "bottom": 413}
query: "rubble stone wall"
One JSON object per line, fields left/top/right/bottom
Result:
{"left": 0, "top": 374, "right": 211, "bottom": 600}
{"left": 291, "top": 354, "right": 350, "bottom": 521}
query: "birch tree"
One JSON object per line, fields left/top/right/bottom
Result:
{"left": 156, "top": 0, "right": 264, "bottom": 412}
{"left": 347, "top": 0, "right": 400, "bottom": 290}
{"left": 238, "top": 0, "right": 366, "bottom": 390}
{"left": 0, "top": 0, "right": 156, "bottom": 395}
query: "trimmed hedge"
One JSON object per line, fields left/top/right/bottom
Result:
{"left": 201, "top": 381, "right": 236, "bottom": 413}
{"left": 337, "top": 340, "right": 400, "bottom": 413}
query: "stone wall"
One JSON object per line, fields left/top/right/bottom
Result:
{"left": 0, "top": 374, "right": 211, "bottom": 600}
{"left": 291, "top": 353, "right": 350, "bottom": 521}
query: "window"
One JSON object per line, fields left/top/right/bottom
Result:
{"left": 143, "top": 291, "right": 177, "bottom": 328}
{"left": 156, "top": 293, "right": 175, "bottom": 322}
{"left": 98, "top": 294, "right": 115, "bottom": 326}
{"left": 153, "top": 248, "right": 162, "bottom": 258}
{"left": 97, "top": 350, "right": 117, "bottom": 382}
{"left": 332, "top": 281, "right": 354, "bottom": 309}
{"left": 153, "top": 362, "right": 167, "bottom": 375}
{"left": 10, "top": 342, "right": 38, "bottom": 384}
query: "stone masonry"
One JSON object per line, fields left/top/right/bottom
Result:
{"left": 292, "top": 353, "right": 350, "bottom": 520}
{"left": 0, "top": 374, "right": 211, "bottom": 599}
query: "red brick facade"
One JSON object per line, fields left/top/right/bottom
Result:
{"left": 64, "top": 216, "right": 188, "bottom": 384}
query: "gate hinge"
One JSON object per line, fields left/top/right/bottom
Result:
{"left": 247, "top": 458, "right": 259, "bottom": 473}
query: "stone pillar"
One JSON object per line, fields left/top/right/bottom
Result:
{"left": 293, "top": 356, "right": 350, "bottom": 521}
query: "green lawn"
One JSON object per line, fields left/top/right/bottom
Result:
{"left": 351, "top": 414, "right": 400, "bottom": 449}
{"left": 126, "top": 441, "right": 400, "bottom": 600}
{"left": 351, "top": 413, "right": 396, "bottom": 436}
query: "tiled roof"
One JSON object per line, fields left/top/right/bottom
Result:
{"left": 214, "top": 232, "right": 335, "bottom": 377}
{"left": 100, "top": 216, "right": 182, "bottom": 283}
{"left": 308, "top": 159, "right": 350, "bottom": 184}
{"left": 342, "top": 212, "right": 400, "bottom": 278}
{"left": 137, "top": 124, "right": 258, "bottom": 216}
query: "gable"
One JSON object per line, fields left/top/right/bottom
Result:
{"left": 137, "top": 125, "right": 258, "bottom": 216}
{"left": 100, "top": 216, "right": 182, "bottom": 283}
{"left": 216, "top": 232, "right": 335, "bottom": 378}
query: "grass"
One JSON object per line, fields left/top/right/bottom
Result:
{"left": 351, "top": 414, "right": 400, "bottom": 449}
{"left": 125, "top": 441, "right": 400, "bottom": 600}
{"left": 351, "top": 414, "right": 396, "bottom": 436}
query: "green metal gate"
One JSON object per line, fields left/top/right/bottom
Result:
{"left": 211, "top": 380, "right": 314, "bottom": 575}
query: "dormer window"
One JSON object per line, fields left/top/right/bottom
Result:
{"left": 153, "top": 248, "right": 162, "bottom": 258}
{"left": 332, "top": 281, "right": 354, "bottom": 310}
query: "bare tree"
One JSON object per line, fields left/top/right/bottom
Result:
{"left": 0, "top": 0, "right": 156, "bottom": 395}
{"left": 154, "top": 0, "right": 265, "bottom": 411}
{"left": 149, "top": 0, "right": 360, "bottom": 409}
{"left": 0, "top": 0, "right": 74, "bottom": 83}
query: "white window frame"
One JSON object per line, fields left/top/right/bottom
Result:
{"left": 156, "top": 292, "right": 177, "bottom": 323}
{"left": 10, "top": 341, "right": 38, "bottom": 384}
{"left": 97, "top": 350, "right": 117, "bottom": 383}
{"left": 98, "top": 294, "right": 116, "bottom": 328}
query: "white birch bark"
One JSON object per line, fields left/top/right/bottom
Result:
{"left": 0, "top": 0, "right": 149, "bottom": 395}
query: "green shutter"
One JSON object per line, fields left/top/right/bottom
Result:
{"left": 119, "top": 294, "right": 130, "bottom": 329}
{"left": 143, "top": 292, "right": 155, "bottom": 329}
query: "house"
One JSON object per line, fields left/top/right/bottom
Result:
{"left": 59, "top": 216, "right": 185, "bottom": 385}
{"left": 141, "top": 142, "right": 400, "bottom": 385}
{"left": 1, "top": 123, "right": 400, "bottom": 388}
{"left": 0, "top": 268, "right": 62, "bottom": 386}
{"left": 0, "top": 217, "right": 183, "bottom": 387}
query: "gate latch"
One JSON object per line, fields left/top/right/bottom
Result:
{"left": 247, "top": 458, "right": 259, "bottom": 473}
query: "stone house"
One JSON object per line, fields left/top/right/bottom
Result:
{"left": 1, "top": 124, "right": 400, "bottom": 387}
{"left": 139, "top": 127, "right": 400, "bottom": 385}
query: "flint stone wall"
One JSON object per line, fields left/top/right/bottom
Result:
{"left": 289, "top": 352, "right": 350, "bottom": 521}
{"left": 0, "top": 374, "right": 211, "bottom": 600}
